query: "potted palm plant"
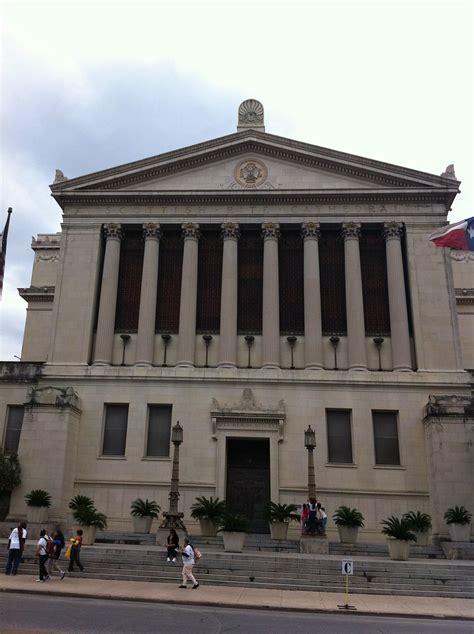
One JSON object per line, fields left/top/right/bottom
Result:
{"left": 218, "top": 512, "right": 248, "bottom": 552}
{"left": 190, "top": 496, "right": 226, "bottom": 537}
{"left": 268, "top": 502, "right": 300, "bottom": 540}
{"left": 24, "top": 489, "right": 51, "bottom": 524}
{"left": 381, "top": 515, "right": 416, "bottom": 561}
{"left": 130, "top": 498, "right": 160, "bottom": 534}
{"left": 333, "top": 506, "right": 365, "bottom": 544}
{"left": 69, "top": 495, "right": 107, "bottom": 545}
{"left": 444, "top": 506, "right": 472, "bottom": 542}
{"left": 403, "top": 511, "right": 432, "bottom": 546}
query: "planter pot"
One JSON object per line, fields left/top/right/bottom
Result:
{"left": 387, "top": 538, "right": 410, "bottom": 561}
{"left": 413, "top": 530, "right": 430, "bottom": 546}
{"left": 79, "top": 525, "right": 97, "bottom": 545}
{"left": 270, "top": 521, "right": 289, "bottom": 540}
{"left": 133, "top": 516, "right": 153, "bottom": 534}
{"left": 448, "top": 523, "right": 471, "bottom": 542}
{"left": 222, "top": 531, "right": 246, "bottom": 552}
{"left": 26, "top": 506, "right": 48, "bottom": 524}
{"left": 337, "top": 525, "right": 359, "bottom": 544}
{"left": 199, "top": 518, "right": 219, "bottom": 537}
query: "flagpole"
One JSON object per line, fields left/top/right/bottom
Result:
{"left": 0, "top": 207, "right": 13, "bottom": 299}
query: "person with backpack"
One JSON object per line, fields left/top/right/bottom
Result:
{"left": 5, "top": 522, "right": 27, "bottom": 576}
{"left": 178, "top": 537, "right": 199, "bottom": 589}
{"left": 36, "top": 529, "right": 50, "bottom": 582}
{"left": 47, "top": 526, "right": 66, "bottom": 579}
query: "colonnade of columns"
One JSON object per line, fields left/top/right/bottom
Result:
{"left": 92, "top": 220, "right": 412, "bottom": 371}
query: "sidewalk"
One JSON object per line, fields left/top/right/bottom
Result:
{"left": 1, "top": 575, "right": 473, "bottom": 620}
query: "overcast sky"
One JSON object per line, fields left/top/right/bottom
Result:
{"left": 0, "top": 0, "right": 472, "bottom": 360}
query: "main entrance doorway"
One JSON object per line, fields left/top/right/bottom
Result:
{"left": 226, "top": 438, "right": 270, "bottom": 533}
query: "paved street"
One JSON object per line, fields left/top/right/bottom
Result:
{"left": 0, "top": 594, "right": 473, "bottom": 633}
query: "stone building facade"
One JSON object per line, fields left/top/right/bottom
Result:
{"left": 1, "top": 100, "right": 473, "bottom": 541}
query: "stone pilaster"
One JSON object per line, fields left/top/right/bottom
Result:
{"left": 261, "top": 222, "right": 280, "bottom": 369}
{"left": 136, "top": 223, "right": 162, "bottom": 366}
{"left": 383, "top": 222, "right": 412, "bottom": 371}
{"left": 176, "top": 223, "right": 200, "bottom": 367}
{"left": 342, "top": 223, "right": 367, "bottom": 370}
{"left": 218, "top": 223, "right": 240, "bottom": 367}
{"left": 93, "top": 223, "right": 123, "bottom": 365}
{"left": 302, "top": 222, "right": 323, "bottom": 369}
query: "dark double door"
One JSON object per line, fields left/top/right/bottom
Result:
{"left": 226, "top": 438, "right": 270, "bottom": 533}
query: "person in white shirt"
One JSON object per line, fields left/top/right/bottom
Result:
{"left": 36, "top": 529, "right": 50, "bottom": 582}
{"left": 5, "top": 522, "right": 27, "bottom": 576}
{"left": 179, "top": 537, "right": 199, "bottom": 589}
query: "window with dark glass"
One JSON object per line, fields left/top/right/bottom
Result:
{"left": 155, "top": 230, "right": 184, "bottom": 333}
{"left": 102, "top": 404, "right": 128, "bottom": 456}
{"left": 115, "top": 230, "right": 144, "bottom": 331}
{"left": 238, "top": 230, "right": 263, "bottom": 333}
{"left": 372, "top": 411, "right": 400, "bottom": 465}
{"left": 196, "top": 230, "right": 223, "bottom": 333}
{"left": 146, "top": 405, "right": 172, "bottom": 457}
{"left": 360, "top": 228, "right": 390, "bottom": 335}
{"left": 279, "top": 229, "right": 304, "bottom": 334}
{"left": 3, "top": 406, "right": 24, "bottom": 454}
{"left": 319, "top": 229, "right": 347, "bottom": 335}
{"left": 326, "top": 410, "right": 353, "bottom": 463}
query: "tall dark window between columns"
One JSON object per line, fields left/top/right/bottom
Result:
{"left": 115, "top": 229, "right": 144, "bottom": 331}
{"left": 279, "top": 229, "right": 304, "bottom": 334}
{"left": 319, "top": 229, "right": 347, "bottom": 335}
{"left": 360, "top": 228, "right": 391, "bottom": 335}
{"left": 196, "top": 229, "right": 223, "bottom": 333}
{"left": 238, "top": 229, "right": 263, "bottom": 334}
{"left": 155, "top": 230, "right": 184, "bottom": 334}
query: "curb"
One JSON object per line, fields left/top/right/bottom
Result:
{"left": 1, "top": 587, "right": 472, "bottom": 621}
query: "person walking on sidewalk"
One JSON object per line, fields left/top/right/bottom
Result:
{"left": 47, "top": 526, "right": 66, "bottom": 580}
{"left": 68, "top": 529, "right": 84, "bottom": 573}
{"left": 179, "top": 537, "right": 199, "bottom": 589}
{"left": 36, "top": 529, "right": 49, "bottom": 582}
{"left": 5, "top": 522, "right": 27, "bottom": 576}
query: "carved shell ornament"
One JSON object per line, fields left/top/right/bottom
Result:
{"left": 238, "top": 99, "right": 264, "bottom": 125}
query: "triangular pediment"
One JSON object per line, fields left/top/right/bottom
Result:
{"left": 50, "top": 130, "right": 460, "bottom": 207}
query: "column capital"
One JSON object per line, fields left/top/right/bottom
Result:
{"left": 383, "top": 221, "right": 404, "bottom": 241}
{"left": 301, "top": 222, "right": 321, "bottom": 241}
{"left": 142, "top": 223, "right": 162, "bottom": 240}
{"left": 181, "top": 223, "right": 200, "bottom": 240}
{"left": 221, "top": 222, "right": 240, "bottom": 240}
{"left": 261, "top": 222, "right": 280, "bottom": 240}
{"left": 341, "top": 222, "right": 361, "bottom": 241}
{"left": 103, "top": 223, "right": 123, "bottom": 240}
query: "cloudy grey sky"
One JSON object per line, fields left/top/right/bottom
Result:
{"left": 1, "top": 0, "right": 472, "bottom": 359}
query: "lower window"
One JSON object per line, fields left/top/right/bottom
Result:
{"left": 146, "top": 405, "right": 172, "bottom": 457}
{"left": 372, "top": 411, "right": 400, "bottom": 465}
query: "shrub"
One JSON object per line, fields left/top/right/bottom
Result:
{"left": 332, "top": 506, "right": 365, "bottom": 528}
{"left": 444, "top": 506, "right": 472, "bottom": 526}
{"left": 381, "top": 516, "right": 416, "bottom": 541}
{"left": 69, "top": 495, "right": 95, "bottom": 513}
{"left": 403, "top": 511, "right": 432, "bottom": 532}
{"left": 218, "top": 512, "right": 249, "bottom": 533}
{"left": 25, "top": 489, "right": 51, "bottom": 508}
{"left": 268, "top": 502, "right": 300, "bottom": 523}
{"left": 190, "top": 496, "right": 226, "bottom": 521}
{"left": 0, "top": 450, "right": 21, "bottom": 497}
{"left": 130, "top": 498, "right": 161, "bottom": 518}
{"left": 69, "top": 495, "right": 107, "bottom": 530}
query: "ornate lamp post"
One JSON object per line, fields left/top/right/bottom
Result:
{"left": 160, "top": 421, "right": 186, "bottom": 530}
{"left": 304, "top": 425, "right": 317, "bottom": 500}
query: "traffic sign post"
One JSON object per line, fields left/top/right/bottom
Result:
{"left": 337, "top": 559, "right": 357, "bottom": 611}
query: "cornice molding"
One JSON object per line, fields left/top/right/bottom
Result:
{"left": 18, "top": 286, "right": 55, "bottom": 303}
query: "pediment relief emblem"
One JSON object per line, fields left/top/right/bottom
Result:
{"left": 234, "top": 159, "right": 268, "bottom": 188}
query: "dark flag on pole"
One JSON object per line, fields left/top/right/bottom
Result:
{"left": 0, "top": 207, "right": 13, "bottom": 299}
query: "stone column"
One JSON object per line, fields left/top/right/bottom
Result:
{"left": 136, "top": 223, "right": 162, "bottom": 366}
{"left": 383, "top": 222, "right": 412, "bottom": 371}
{"left": 93, "top": 223, "right": 123, "bottom": 365}
{"left": 342, "top": 222, "right": 367, "bottom": 370}
{"left": 302, "top": 222, "right": 323, "bottom": 369}
{"left": 218, "top": 223, "right": 240, "bottom": 367}
{"left": 176, "top": 223, "right": 200, "bottom": 367}
{"left": 261, "top": 222, "right": 280, "bottom": 369}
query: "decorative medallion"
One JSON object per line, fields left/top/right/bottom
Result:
{"left": 234, "top": 159, "right": 268, "bottom": 188}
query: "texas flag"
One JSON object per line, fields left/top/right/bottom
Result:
{"left": 429, "top": 217, "right": 474, "bottom": 251}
